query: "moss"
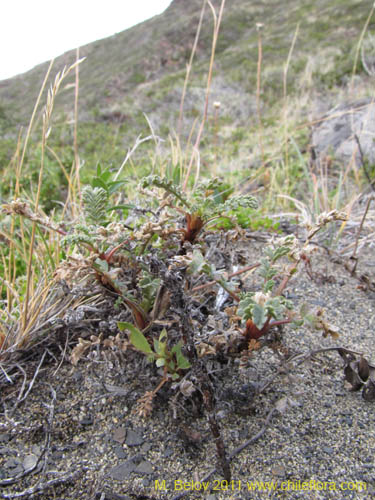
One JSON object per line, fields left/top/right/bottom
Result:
{"left": 129, "top": 72, "right": 147, "bottom": 85}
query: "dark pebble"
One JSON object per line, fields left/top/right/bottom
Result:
{"left": 112, "top": 427, "right": 126, "bottom": 444}
{"left": 0, "top": 447, "right": 12, "bottom": 455}
{"left": 141, "top": 442, "right": 152, "bottom": 453}
{"left": 345, "top": 416, "right": 353, "bottom": 426}
{"left": 80, "top": 415, "right": 94, "bottom": 426}
{"left": 125, "top": 429, "right": 144, "bottom": 447}
{"left": 108, "top": 459, "right": 136, "bottom": 480}
{"left": 135, "top": 460, "right": 153, "bottom": 474}
{"left": 6, "top": 465, "right": 23, "bottom": 476}
{"left": 4, "top": 458, "right": 21, "bottom": 469}
{"left": 114, "top": 445, "right": 127, "bottom": 459}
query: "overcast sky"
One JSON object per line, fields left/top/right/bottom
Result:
{"left": 1, "top": 0, "right": 173, "bottom": 80}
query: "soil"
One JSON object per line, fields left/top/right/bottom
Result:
{"left": 1, "top": 229, "right": 375, "bottom": 500}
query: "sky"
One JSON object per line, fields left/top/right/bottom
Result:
{"left": 1, "top": 0, "right": 173, "bottom": 81}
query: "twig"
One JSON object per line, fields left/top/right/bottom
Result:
{"left": 256, "top": 23, "right": 265, "bottom": 167}
{"left": 0, "top": 363, "right": 13, "bottom": 384}
{"left": 349, "top": 194, "right": 374, "bottom": 271}
{"left": 14, "top": 364, "right": 27, "bottom": 404}
{"left": 191, "top": 263, "right": 260, "bottom": 293}
{"left": 171, "top": 406, "right": 277, "bottom": 500}
{"left": 177, "top": 0, "right": 206, "bottom": 135}
{"left": 353, "top": 134, "right": 375, "bottom": 191}
{"left": 259, "top": 346, "right": 375, "bottom": 394}
{"left": 183, "top": 0, "right": 226, "bottom": 191}
{"left": 0, "top": 470, "right": 84, "bottom": 499}
{"left": 53, "top": 330, "right": 69, "bottom": 376}
{"left": 200, "top": 367, "right": 231, "bottom": 481}
{"left": 11, "top": 351, "right": 47, "bottom": 414}
{"left": 228, "top": 407, "right": 277, "bottom": 459}
{"left": 18, "top": 350, "right": 46, "bottom": 404}
{"left": 114, "top": 134, "right": 157, "bottom": 181}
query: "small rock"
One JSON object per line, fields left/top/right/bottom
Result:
{"left": 113, "top": 427, "right": 126, "bottom": 444}
{"left": 4, "top": 458, "right": 20, "bottom": 469}
{"left": 312, "top": 98, "right": 375, "bottom": 165}
{"left": 135, "top": 460, "right": 153, "bottom": 474}
{"left": 114, "top": 445, "right": 127, "bottom": 459}
{"left": 80, "top": 414, "right": 94, "bottom": 426}
{"left": 0, "top": 447, "right": 12, "bottom": 455}
{"left": 125, "top": 429, "right": 143, "bottom": 447}
{"left": 31, "top": 445, "right": 41, "bottom": 455}
{"left": 141, "top": 442, "right": 152, "bottom": 453}
{"left": 23, "top": 454, "right": 38, "bottom": 470}
{"left": 108, "top": 460, "right": 136, "bottom": 480}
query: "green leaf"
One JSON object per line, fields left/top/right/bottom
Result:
{"left": 176, "top": 354, "right": 191, "bottom": 370}
{"left": 92, "top": 177, "right": 108, "bottom": 191}
{"left": 119, "top": 322, "right": 153, "bottom": 355}
{"left": 299, "top": 303, "right": 310, "bottom": 317}
{"left": 153, "top": 338, "right": 160, "bottom": 353}
{"left": 272, "top": 246, "right": 291, "bottom": 262}
{"left": 107, "top": 180, "right": 127, "bottom": 195}
{"left": 107, "top": 204, "right": 136, "bottom": 211}
{"left": 264, "top": 279, "right": 275, "bottom": 292}
{"left": 156, "top": 358, "right": 165, "bottom": 367}
{"left": 238, "top": 293, "right": 255, "bottom": 320}
{"left": 188, "top": 250, "right": 207, "bottom": 274}
{"left": 154, "top": 338, "right": 166, "bottom": 356}
{"left": 159, "top": 329, "right": 167, "bottom": 341}
{"left": 94, "top": 258, "right": 109, "bottom": 272}
{"left": 252, "top": 303, "right": 267, "bottom": 330}
{"left": 292, "top": 319, "right": 304, "bottom": 327}
{"left": 168, "top": 360, "right": 176, "bottom": 371}
{"left": 171, "top": 342, "right": 191, "bottom": 370}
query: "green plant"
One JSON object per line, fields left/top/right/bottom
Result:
{"left": 141, "top": 175, "right": 257, "bottom": 243}
{"left": 238, "top": 211, "right": 347, "bottom": 342}
{"left": 119, "top": 322, "right": 191, "bottom": 380}
{"left": 116, "top": 322, "right": 191, "bottom": 417}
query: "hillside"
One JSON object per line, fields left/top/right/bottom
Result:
{"left": 0, "top": 1, "right": 373, "bottom": 125}
{"left": 0, "top": 0, "right": 374, "bottom": 198}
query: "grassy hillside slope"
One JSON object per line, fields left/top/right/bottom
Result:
{"left": 0, "top": 0, "right": 374, "bottom": 206}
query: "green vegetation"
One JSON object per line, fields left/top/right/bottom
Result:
{"left": 1, "top": 0, "right": 375, "bottom": 484}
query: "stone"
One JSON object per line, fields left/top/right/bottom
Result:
{"left": 112, "top": 427, "right": 126, "bottom": 444}
{"left": 125, "top": 429, "right": 143, "bottom": 447}
{"left": 23, "top": 454, "right": 38, "bottom": 470}
{"left": 108, "top": 459, "right": 136, "bottom": 480}
{"left": 312, "top": 98, "right": 375, "bottom": 167}
{"left": 134, "top": 460, "right": 153, "bottom": 474}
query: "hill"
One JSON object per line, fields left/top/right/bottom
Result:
{"left": 0, "top": 0, "right": 374, "bottom": 201}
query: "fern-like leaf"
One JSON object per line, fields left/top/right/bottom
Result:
{"left": 82, "top": 186, "right": 108, "bottom": 225}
